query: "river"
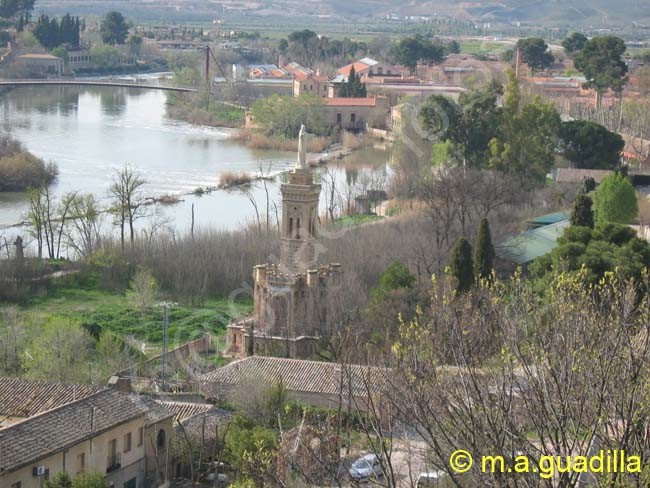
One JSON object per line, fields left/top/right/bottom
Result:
{"left": 0, "top": 84, "right": 388, "bottom": 254}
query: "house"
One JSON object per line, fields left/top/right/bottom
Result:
{"left": 198, "top": 356, "right": 388, "bottom": 410}
{"left": 0, "top": 378, "right": 174, "bottom": 488}
{"left": 322, "top": 97, "right": 389, "bottom": 131}
{"left": 16, "top": 53, "right": 63, "bottom": 76}
{"left": 292, "top": 70, "right": 329, "bottom": 97}
{"left": 338, "top": 57, "right": 408, "bottom": 79}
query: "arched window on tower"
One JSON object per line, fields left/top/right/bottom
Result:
{"left": 288, "top": 218, "right": 293, "bottom": 237}
{"left": 296, "top": 218, "right": 301, "bottom": 239}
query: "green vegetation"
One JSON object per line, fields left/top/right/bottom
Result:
{"left": 593, "top": 173, "right": 638, "bottom": 224}
{"left": 0, "top": 135, "right": 57, "bottom": 191}
{"left": 32, "top": 13, "right": 80, "bottom": 49}
{"left": 420, "top": 81, "right": 502, "bottom": 168}
{"left": 45, "top": 471, "right": 108, "bottom": 488}
{"left": 377, "top": 261, "right": 415, "bottom": 293}
{"left": 473, "top": 218, "right": 495, "bottom": 281}
{"left": 530, "top": 222, "right": 650, "bottom": 286}
{"left": 251, "top": 94, "right": 326, "bottom": 138}
{"left": 516, "top": 37, "right": 554, "bottom": 72}
{"left": 570, "top": 194, "right": 594, "bottom": 229}
{"left": 449, "top": 237, "right": 474, "bottom": 292}
{"left": 559, "top": 120, "right": 624, "bottom": 170}
{"left": 391, "top": 33, "right": 445, "bottom": 73}
{"left": 331, "top": 213, "right": 383, "bottom": 228}
{"left": 574, "top": 35, "right": 628, "bottom": 106}
{"left": 562, "top": 32, "right": 587, "bottom": 56}
{"left": 100, "top": 11, "right": 129, "bottom": 45}
{"left": 23, "top": 280, "right": 251, "bottom": 346}
{"left": 166, "top": 67, "right": 245, "bottom": 128}
{"left": 0, "top": 0, "right": 34, "bottom": 19}
{"left": 489, "top": 70, "right": 560, "bottom": 183}
{"left": 337, "top": 65, "right": 367, "bottom": 98}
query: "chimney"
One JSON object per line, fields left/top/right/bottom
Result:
{"left": 316, "top": 69, "right": 320, "bottom": 76}
{"left": 108, "top": 376, "right": 132, "bottom": 393}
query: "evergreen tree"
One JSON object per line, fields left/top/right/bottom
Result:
{"left": 16, "top": 13, "right": 23, "bottom": 31}
{"left": 570, "top": 194, "right": 595, "bottom": 228}
{"left": 593, "top": 172, "right": 638, "bottom": 224}
{"left": 449, "top": 237, "right": 474, "bottom": 292}
{"left": 339, "top": 65, "right": 367, "bottom": 98}
{"left": 581, "top": 176, "right": 596, "bottom": 193}
{"left": 474, "top": 218, "right": 495, "bottom": 281}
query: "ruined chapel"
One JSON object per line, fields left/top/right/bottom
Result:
{"left": 226, "top": 125, "right": 343, "bottom": 359}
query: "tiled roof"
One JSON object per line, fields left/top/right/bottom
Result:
{"left": 324, "top": 97, "right": 377, "bottom": 107}
{"left": 552, "top": 168, "right": 613, "bottom": 184}
{"left": 338, "top": 61, "right": 373, "bottom": 77}
{"left": 198, "top": 356, "right": 387, "bottom": 397}
{"left": 0, "top": 389, "right": 148, "bottom": 473}
{"left": 0, "top": 377, "right": 105, "bottom": 418}
{"left": 128, "top": 394, "right": 174, "bottom": 427}
{"left": 157, "top": 401, "right": 214, "bottom": 422}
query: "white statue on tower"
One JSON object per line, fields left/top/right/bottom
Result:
{"left": 297, "top": 124, "right": 310, "bottom": 170}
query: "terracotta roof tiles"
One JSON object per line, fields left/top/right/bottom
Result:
{"left": 0, "top": 377, "right": 105, "bottom": 418}
{"left": 198, "top": 356, "right": 387, "bottom": 397}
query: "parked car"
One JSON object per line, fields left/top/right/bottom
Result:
{"left": 416, "top": 470, "right": 453, "bottom": 487}
{"left": 349, "top": 453, "right": 384, "bottom": 482}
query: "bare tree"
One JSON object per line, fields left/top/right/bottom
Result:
{"left": 109, "top": 165, "right": 148, "bottom": 249}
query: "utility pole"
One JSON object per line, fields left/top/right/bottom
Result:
{"left": 162, "top": 304, "right": 169, "bottom": 391}
{"left": 205, "top": 45, "right": 211, "bottom": 111}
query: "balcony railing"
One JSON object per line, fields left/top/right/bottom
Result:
{"left": 106, "top": 453, "right": 121, "bottom": 473}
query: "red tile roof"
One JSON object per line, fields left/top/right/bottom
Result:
{"left": 338, "top": 61, "right": 373, "bottom": 77}
{"left": 324, "top": 97, "right": 377, "bottom": 107}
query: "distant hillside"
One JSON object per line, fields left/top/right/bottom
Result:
{"left": 36, "top": 0, "right": 650, "bottom": 26}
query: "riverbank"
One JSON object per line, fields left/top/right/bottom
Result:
{"left": 230, "top": 128, "right": 332, "bottom": 152}
{"left": 165, "top": 90, "right": 245, "bottom": 128}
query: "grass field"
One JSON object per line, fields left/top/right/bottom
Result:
{"left": 20, "top": 283, "right": 252, "bottom": 349}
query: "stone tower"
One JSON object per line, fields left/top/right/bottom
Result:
{"left": 226, "top": 125, "right": 343, "bottom": 359}
{"left": 279, "top": 166, "right": 320, "bottom": 273}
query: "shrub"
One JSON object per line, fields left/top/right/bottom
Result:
{"left": 0, "top": 135, "right": 57, "bottom": 191}
{"left": 219, "top": 171, "right": 253, "bottom": 188}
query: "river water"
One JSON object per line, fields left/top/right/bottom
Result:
{"left": 0, "top": 84, "right": 388, "bottom": 253}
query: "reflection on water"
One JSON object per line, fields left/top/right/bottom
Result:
{"left": 0, "top": 85, "right": 388, "bottom": 248}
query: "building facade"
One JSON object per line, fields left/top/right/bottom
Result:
{"left": 0, "top": 379, "right": 173, "bottom": 488}
{"left": 227, "top": 127, "right": 343, "bottom": 359}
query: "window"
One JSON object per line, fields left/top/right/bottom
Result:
{"left": 11, "top": 482, "right": 21, "bottom": 488}
{"left": 351, "top": 113, "right": 356, "bottom": 123}
{"left": 137, "top": 427, "right": 143, "bottom": 447}
{"left": 123, "top": 478, "right": 136, "bottom": 488}
{"left": 108, "top": 438, "right": 118, "bottom": 468}
{"left": 124, "top": 432, "right": 132, "bottom": 453}
{"left": 78, "top": 452, "right": 85, "bottom": 472}
{"left": 336, "top": 113, "right": 342, "bottom": 124}
{"left": 157, "top": 429, "right": 166, "bottom": 449}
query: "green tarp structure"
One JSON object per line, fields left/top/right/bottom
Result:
{"left": 497, "top": 219, "right": 570, "bottom": 265}
{"left": 526, "top": 210, "right": 571, "bottom": 228}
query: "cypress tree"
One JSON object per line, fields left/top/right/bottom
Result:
{"left": 449, "top": 237, "right": 474, "bottom": 292}
{"left": 474, "top": 218, "right": 495, "bottom": 281}
{"left": 570, "top": 194, "right": 594, "bottom": 228}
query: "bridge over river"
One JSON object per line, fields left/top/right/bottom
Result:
{"left": 0, "top": 78, "right": 198, "bottom": 92}
{"left": 0, "top": 78, "right": 248, "bottom": 110}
